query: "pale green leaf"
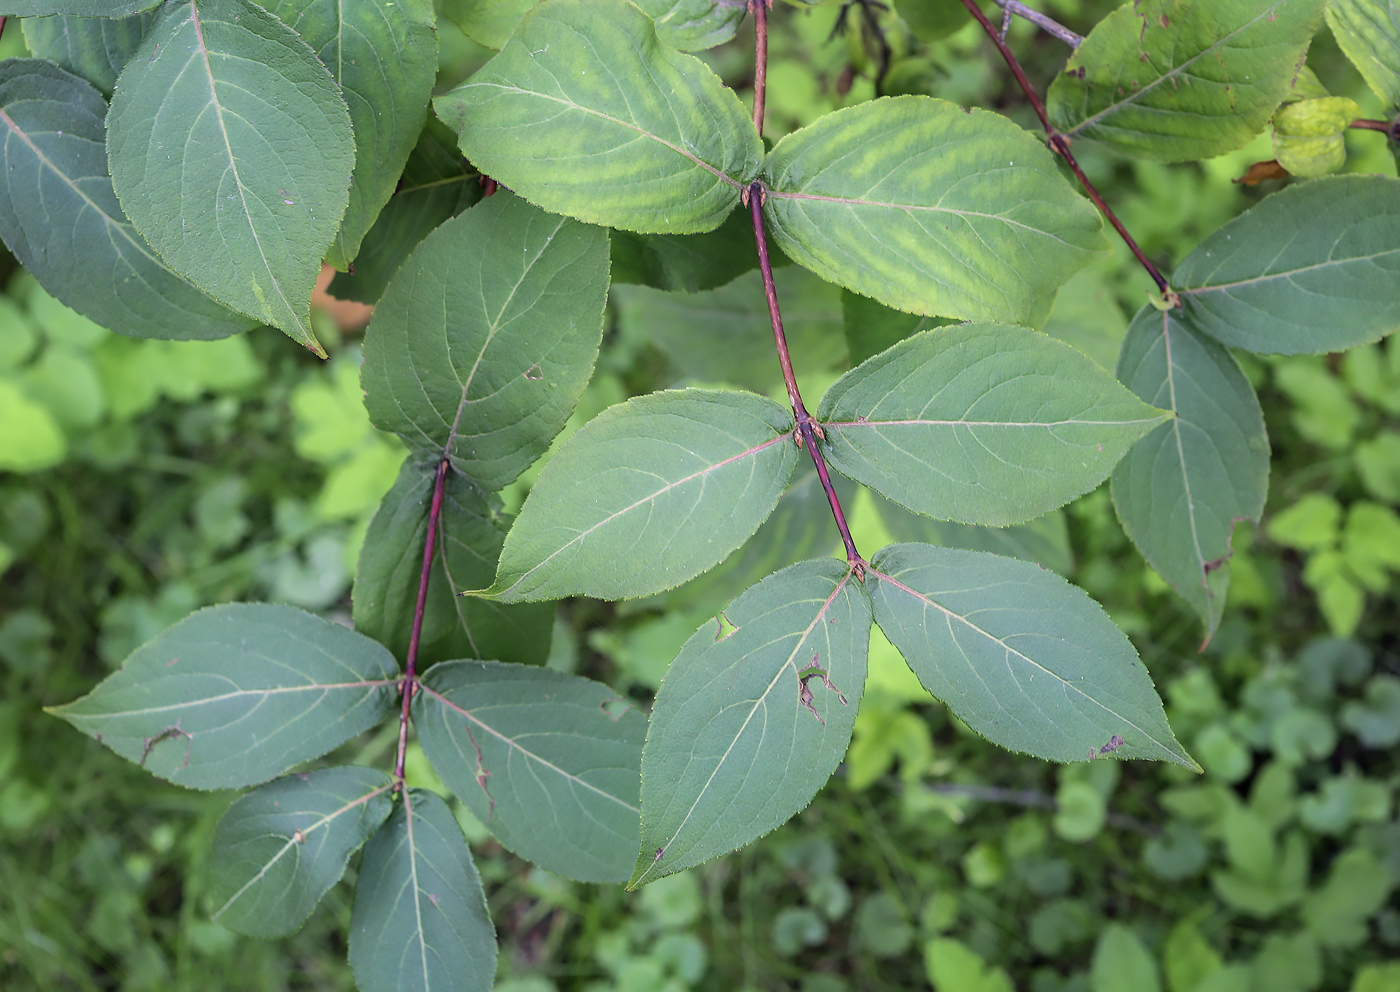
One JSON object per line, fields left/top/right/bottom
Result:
{"left": 1326, "top": 0, "right": 1400, "bottom": 111}
{"left": 362, "top": 193, "right": 609, "bottom": 491}
{"left": 47, "top": 604, "right": 400, "bottom": 789}
{"left": 415, "top": 661, "right": 645, "bottom": 882}
{"left": 443, "top": 0, "right": 536, "bottom": 48}
{"left": 869, "top": 543, "right": 1195, "bottom": 767}
{"left": 107, "top": 0, "right": 355, "bottom": 356}
{"left": 353, "top": 461, "right": 552, "bottom": 669}
{"left": 816, "top": 324, "right": 1171, "bottom": 526}
{"left": 1090, "top": 923, "right": 1161, "bottom": 992}
{"left": 22, "top": 12, "right": 154, "bottom": 97}
{"left": 349, "top": 789, "right": 496, "bottom": 992}
{"left": 0, "top": 60, "right": 255, "bottom": 341}
{"left": 435, "top": 0, "right": 761, "bottom": 234}
{"left": 1048, "top": 0, "right": 1326, "bottom": 161}
{"left": 631, "top": 559, "right": 870, "bottom": 886}
{"left": 484, "top": 388, "right": 799, "bottom": 602}
{"left": 5, "top": 1, "right": 158, "bottom": 12}
{"left": 0, "top": 380, "right": 66, "bottom": 472}
{"left": 1273, "top": 96, "right": 1362, "bottom": 177}
{"left": 326, "top": 116, "right": 483, "bottom": 306}
{"left": 1174, "top": 175, "right": 1400, "bottom": 354}
{"left": 1111, "top": 307, "right": 1269, "bottom": 642}
{"left": 266, "top": 0, "right": 437, "bottom": 270}
{"left": 761, "top": 96, "right": 1107, "bottom": 324}
{"left": 209, "top": 767, "right": 394, "bottom": 937}
{"left": 612, "top": 265, "right": 846, "bottom": 392}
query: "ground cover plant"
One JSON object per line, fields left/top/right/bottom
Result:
{"left": 1, "top": 0, "right": 1398, "bottom": 989}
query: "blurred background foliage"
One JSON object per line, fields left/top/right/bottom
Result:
{"left": 1, "top": 1, "right": 1398, "bottom": 990}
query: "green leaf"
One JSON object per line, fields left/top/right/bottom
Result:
{"left": 842, "top": 290, "right": 953, "bottom": 367}
{"left": 349, "top": 789, "right": 496, "bottom": 992}
{"left": 434, "top": 0, "right": 761, "bottom": 234}
{"left": 1163, "top": 918, "right": 1223, "bottom": 992}
{"left": 1326, "top": 0, "right": 1400, "bottom": 111}
{"left": 22, "top": 12, "right": 154, "bottom": 97}
{"left": 362, "top": 194, "right": 608, "bottom": 492}
{"left": 816, "top": 324, "right": 1171, "bottom": 526}
{"left": 1301, "top": 848, "right": 1395, "bottom": 948}
{"left": 612, "top": 265, "right": 846, "bottom": 393}
{"left": 0, "top": 60, "right": 255, "bottom": 341}
{"left": 107, "top": 0, "right": 355, "bottom": 356}
{"left": 326, "top": 116, "right": 483, "bottom": 306}
{"left": 868, "top": 543, "right": 1195, "bottom": 767}
{"left": 1273, "top": 96, "right": 1362, "bottom": 177}
{"left": 483, "top": 388, "right": 799, "bottom": 602}
{"left": 1090, "top": 923, "right": 1161, "bottom": 992}
{"left": 209, "top": 767, "right": 394, "bottom": 937}
{"left": 610, "top": 209, "right": 768, "bottom": 294}
{"left": 874, "top": 495, "right": 1075, "bottom": 576}
{"left": 633, "top": 0, "right": 746, "bottom": 50}
{"left": 265, "top": 0, "right": 437, "bottom": 270}
{"left": 761, "top": 96, "right": 1107, "bottom": 324}
{"left": 353, "top": 461, "right": 552, "bottom": 669}
{"left": 4, "top": 1, "right": 158, "bottom": 13}
{"left": 415, "top": 661, "right": 645, "bottom": 883}
{"left": 631, "top": 559, "right": 870, "bottom": 886}
{"left": 445, "top": 0, "right": 536, "bottom": 48}
{"left": 1047, "top": 0, "right": 1326, "bottom": 162}
{"left": 925, "top": 938, "right": 1015, "bottom": 992}
{"left": 1340, "top": 674, "right": 1400, "bottom": 747}
{"left": 47, "top": 604, "right": 399, "bottom": 789}
{"left": 1111, "top": 307, "right": 1269, "bottom": 641}
{"left": 1174, "top": 176, "right": 1400, "bottom": 354}
{"left": 0, "top": 380, "right": 66, "bottom": 472}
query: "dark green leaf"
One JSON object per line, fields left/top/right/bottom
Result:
{"left": 631, "top": 559, "right": 871, "bottom": 886}
{"left": 1174, "top": 175, "right": 1400, "bottom": 354}
{"left": 609, "top": 209, "right": 768, "bottom": 294}
{"left": 842, "top": 290, "right": 953, "bottom": 366}
{"left": 326, "top": 116, "right": 482, "bottom": 306}
{"left": 761, "top": 96, "right": 1106, "bottom": 324}
{"left": 1047, "top": 0, "right": 1326, "bottom": 161}
{"left": 815, "top": 324, "right": 1171, "bottom": 526}
{"left": 1111, "top": 306, "right": 1269, "bottom": 641}
{"left": 482, "top": 389, "right": 799, "bottom": 602}
{"left": 415, "top": 661, "right": 645, "bottom": 882}
{"left": 0, "top": 60, "right": 255, "bottom": 341}
{"left": 210, "top": 767, "right": 394, "bottom": 937}
{"left": 349, "top": 789, "right": 496, "bottom": 992}
{"left": 107, "top": 0, "right": 355, "bottom": 356}
{"left": 22, "top": 12, "right": 154, "bottom": 97}
{"left": 1326, "top": 0, "right": 1400, "bottom": 111}
{"left": 266, "top": 0, "right": 437, "bottom": 271}
{"left": 435, "top": 0, "right": 762, "bottom": 234}
{"left": 47, "top": 604, "right": 400, "bottom": 789}
{"left": 868, "top": 543, "right": 1195, "bottom": 767}
{"left": 361, "top": 193, "right": 609, "bottom": 491}
{"left": 612, "top": 266, "right": 846, "bottom": 392}
{"left": 634, "top": 0, "right": 746, "bottom": 50}
{"left": 875, "top": 495, "right": 1074, "bottom": 576}
{"left": 353, "top": 461, "right": 552, "bottom": 669}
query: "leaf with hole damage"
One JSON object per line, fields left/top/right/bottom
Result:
{"left": 480, "top": 388, "right": 799, "bottom": 602}
{"left": 434, "top": 0, "right": 762, "bottom": 234}
{"left": 1174, "top": 175, "right": 1400, "bottom": 354}
{"left": 22, "top": 12, "right": 155, "bottom": 97}
{"left": 46, "top": 604, "right": 399, "bottom": 789}
{"left": 361, "top": 193, "right": 609, "bottom": 492}
{"left": 349, "top": 789, "right": 496, "bottom": 992}
{"left": 415, "top": 661, "right": 646, "bottom": 882}
{"left": 327, "top": 116, "right": 482, "bottom": 305}
{"left": 210, "top": 767, "right": 394, "bottom": 938}
{"left": 761, "top": 96, "right": 1106, "bottom": 324}
{"left": 353, "top": 460, "right": 552, "bottom": 669}
{"left": 266, "top": 0, "right": 437, "bottom": 271}
{"left": 1111, "top": 307, "right": 1269, "bottom": 643}
{"left": 106, "top": 0, "right": 354, "bottom": 356}
{"left": 1047, "top": 0, "right": 1326, "bottom": 161}
{"left": 0, "top": 61, "right": 255, "bottom": 341}
{"left": 1326, "top": 0, "right": 1400, "bottom": 111}
{"left": 631, "top": 559, "right": 870, "bottom": 887}
{"left": 815, "top": 324, "right": 1171, "bottom": 526}
{"left": 868, "top": 543, "right": 1195, "bottom": 768}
